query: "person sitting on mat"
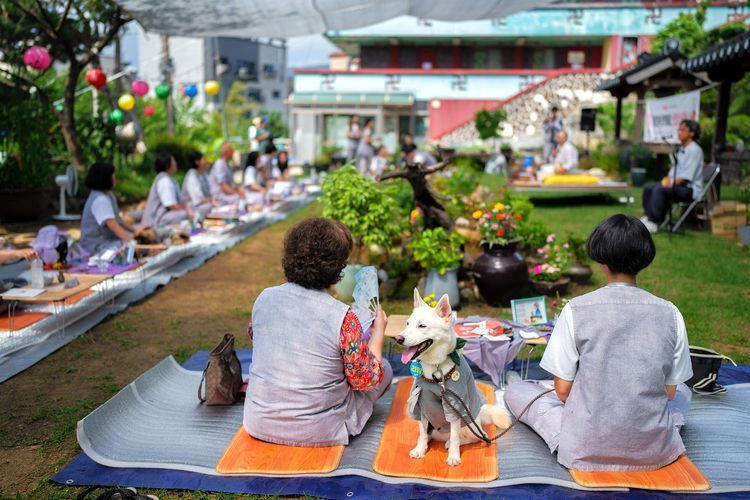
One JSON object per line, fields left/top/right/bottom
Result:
{"left": 504, "top": 214, "right": 693, "bottom": 472}
{"left": 640, "top": 120, "right": 704, "bottom": 234}
{"left": 182, "top": 151, "right": 217, "bottom": 218}
{"left": 537, "top": 131, "right": 580, "bottom": 180}
{"left": 142, "top": 153, "right": 194, "bottom": 228}
{"left": 210, "top": 142, "right": 246, "bottom": 206}
{"left": 243, "top": 217, "right": 393, "bottom": 447}
{"left": 80, "top": 162, "right": 142, "bottom": 254}
{"left": 242, "top": 151, "right": 267, "bottom": 206}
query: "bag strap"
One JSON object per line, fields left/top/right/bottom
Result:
{"left": 689, "top": 345, "right": 738, "bottom": 366}
{"left": 198, "top": 363, "right": 209, "bottom": 403}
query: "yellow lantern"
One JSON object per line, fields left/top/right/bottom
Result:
{"left": 118, "top": 94, "right": 135, "bottom": 111}
{"left": 204, "top": 80, "right": 220, "bottom": 96}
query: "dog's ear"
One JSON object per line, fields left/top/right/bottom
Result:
{"left": 435, "top": 294, "right": 452, "bottom": 320}
{"left": 413, "top": 288, "right": 428, "bottom": 308}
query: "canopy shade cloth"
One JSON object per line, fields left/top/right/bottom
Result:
{"left": 116, "top": 0, "right": 555, "bottom": 38}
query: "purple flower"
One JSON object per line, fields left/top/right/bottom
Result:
{"left": 546, "top": 234, "right": 555, "bottom": 243}
{"left": 537, "top": 248, "right": 544, "bottom": 254}
{"left": 563, "top": 243, "right": 570, "bottom": 249}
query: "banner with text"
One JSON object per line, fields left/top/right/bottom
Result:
{"left": 644, "top": 90, "right": 700, "bottom": 144}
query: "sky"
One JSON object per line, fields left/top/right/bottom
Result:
{"left": 286, "top": 34, "right": 338, "bottom": 69}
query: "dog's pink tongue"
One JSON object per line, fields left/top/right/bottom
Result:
{"left": 401, "top": 346, "right": 419, "bottom": 364}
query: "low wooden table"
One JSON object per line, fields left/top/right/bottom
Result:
{"left": 508, "top": 181, "right": 632, "bottom": 204}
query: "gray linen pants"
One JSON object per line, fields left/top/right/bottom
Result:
{"left": 503, "top": 380, "right": 691, "bottom": 454}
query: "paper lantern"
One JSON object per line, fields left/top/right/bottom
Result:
{"left": 184, "top": 83, "right": 198, "bottom": 98}
{"left": 55, "top": 104, "right": 64, "bottom": 112}
{"left": 204, "top": 80, "right": 220, "bottom": 96}
{"left": 23, "top": 46, "right": 51, "bottom": 71}
{"left": 118, "top": 94, "right": 135, "bottom": 111}
{"left": 130, "top": 80, "right": 149, "bottom": 97}
{"left": 143, "top": 104, "right": 155, "bottom": 117}
{"left": 109, "top": 109, "right": 123, "bottom": 124}
{"left": 155, "top": 82, "right": 171, "bottom": 100}
{"left": 85, "top": 68, "right": 107, "bottom": 90}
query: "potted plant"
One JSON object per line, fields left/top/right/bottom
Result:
{"left": 566, "top": 233, "right": 593, "bottom": 284}
{"left": 529, "top": 233, "right": 571, "bottom": 296}
{"left": 321, "top": 165, "right": 406, "bottom": 301}
{"left": 409, "top": 227, "right": 465, "bottom": 308}
{"left": 470, "top": 202, "right": 529, "bottom": 306}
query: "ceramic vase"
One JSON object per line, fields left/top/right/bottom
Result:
{"left": 472, "top": 241, "right": 528, "bottom": 306}
{"left": 424, "top": 268, "right": 460, "bottom": 308}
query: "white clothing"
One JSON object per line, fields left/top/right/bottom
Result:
{"left": 553, "top": 142, "right": 579, "bottom": 171}
{"left": 668, "top": 141, "right": 704, "bottom": 200}
{"left": 540, "top": 300, "right": 692, "bottom": 385}
{"left": 370, "top": 156, "right": 387, "bottom": 176}
{"left": 156, "top": 175, "right": 179, "bottom": 207}
{"left": 183, "top": 169, "right": 210, "bottom": 206}
{"left": 91, "top": 194, "right": 116, "bottom": 226}
{"left": 243, "top": 166, "right": 259, "bottom": 186}
{"left": 248, "top": 125, "right": 259, "bottom": 152}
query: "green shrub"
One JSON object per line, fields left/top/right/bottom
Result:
{"left": 409, "top": 228, "right": 465, "bottom": 275}
{"left": 141, "top": 134, "right": 199, "bottom": 173}
{"left": 474, "top": 108, "right": 507, "bottom": 141}
{"left": 320, "top": 165, "right": 406, "bottom": 255}
{"left": 516, "top": 220, "right": 551, "bottom": 254}
{"left": 114, "top": 165, "right": 154, "bottom": 203}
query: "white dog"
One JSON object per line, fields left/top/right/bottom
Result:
{"left": 396, "top": 289, "right": 512, "bottom": 466}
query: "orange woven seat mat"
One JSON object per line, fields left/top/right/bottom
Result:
{"left": 570, "top": 455, "right": 711, "bottom": 491}
{"left": 216, "top": 427, "right": 344, "bottom": 474}
{"left": 372, "top": 378, "right": 498, "bottom": 482}
{"left": 0, "top": 311, "right": 51, "bottom": 330}
{"left": 40, "top": 289, "right": 94, "bottom": 305}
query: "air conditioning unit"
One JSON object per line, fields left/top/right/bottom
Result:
{"left": 237, "top": 66, "right": 254, "bottom": 80}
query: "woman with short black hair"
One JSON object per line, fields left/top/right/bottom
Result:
{"left": 243, "top": 217, "right": 392, "bottom": 447}
{"left": 142, "top": 153, "right": 194, "bottom": 227}
{"left": 504, "top": 214, "right": 693, "bottom": 472}
{"left": 80, "top": 162, "right": 139, "bottom": 254}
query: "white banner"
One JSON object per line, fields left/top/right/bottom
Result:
{"left": 643, "top": 90, "right": 700, "bottom": 144}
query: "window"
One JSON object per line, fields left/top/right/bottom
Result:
{"left": 236, "top": 60, "right": 256, "bottom": 81}
{"left": 398, "top": 46, "right": 418, "bottom": 68}
{"left": 361, "top": 46, "right": 390, "bottom": 68}
{"left": 272, "top": 90, "right": 281, "bottom": 99}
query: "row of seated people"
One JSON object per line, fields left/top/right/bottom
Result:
{"left": 79, "top": 142, "right": 288, "bottom": 255}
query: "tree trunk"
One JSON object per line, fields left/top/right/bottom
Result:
{"left": 160, "top": 34, "right": 175, "bottom": 134}
{"left": 60, "top": 63, "right": 86, "bottom": 171}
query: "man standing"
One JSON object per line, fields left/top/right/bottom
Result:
{"left": 210, "top": 142, "right": 246, "bottom": 205}
{"left": 641, "top": 120, "right": 704, "bottom": 233}
{"left": 256, "top": 116, "right": 273, "bottom": 154}
{"left": 543, "top": 106, "right": 563, "bottom": 163}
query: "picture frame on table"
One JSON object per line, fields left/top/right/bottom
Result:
{"left": 511, "top": 296, "right": 548, "bottom": 326}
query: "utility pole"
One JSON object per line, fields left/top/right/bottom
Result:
{"left": 160, "top": 34, "right": 175, "bottom": 134}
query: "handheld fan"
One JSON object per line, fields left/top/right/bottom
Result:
{"left": 351, "top": 266, "right": 379, "bottom": 332}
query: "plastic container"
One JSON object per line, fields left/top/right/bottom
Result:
{"left": 30, "top": 258, "right": 44, "bottom": 289}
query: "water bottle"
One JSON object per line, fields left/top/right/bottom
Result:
{"left": 30, "top": 258, "right": 44, "bottom": 289}
{"left": 126, "top": 240, "right": 136, "bottom": 264}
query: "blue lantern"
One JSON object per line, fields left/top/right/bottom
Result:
{"left": 184, "top": 83, "right": 198, "bottom": 99}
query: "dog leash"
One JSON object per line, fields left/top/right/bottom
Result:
{"left": 434, "top": 376, "right": 554, "bottom": 445}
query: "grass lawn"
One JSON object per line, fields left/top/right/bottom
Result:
{"left": 1, "top": 183, "right": 748, "bottom": 499}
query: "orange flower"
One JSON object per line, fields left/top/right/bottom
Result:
{"left": 495, "top": 213, "right": 506, "bottom": 220}
{"left": 514, "top": 213, "right": 522, "bottom": 221}
{"left": 496, "top": 228, "right": 505, "bottom": 236}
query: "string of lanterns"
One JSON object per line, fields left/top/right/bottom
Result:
{"left": 22, "top": 46, "right": 221, "bottom": 125}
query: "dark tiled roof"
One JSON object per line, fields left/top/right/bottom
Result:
{"left": 683, "top": 30, "right": 750, "bottom": 73}
{"left": 597, "top": 50, "right": 684, "bottom": 92}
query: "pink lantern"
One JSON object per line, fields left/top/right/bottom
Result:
{"left": 131, "top": 80, "right": 149, "bottom": 97}
{"left": 23, "top": 46, "right": 51, "bottom": 71}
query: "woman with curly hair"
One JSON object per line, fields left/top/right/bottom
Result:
{"left": 243, "top": 217, "right": 392, "bottom": 446}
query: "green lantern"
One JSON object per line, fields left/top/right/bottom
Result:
{"left": 155, "top": 82, "right": 171, "bottom": 100}
{"left": 110, "top": 109, "right": 124, "bottom": 124}
{"left": 55, "top": 104, "right": 64, "bottom": 112}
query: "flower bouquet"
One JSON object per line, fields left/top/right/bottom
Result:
{"left": 473, "top": 202, "right": 523, "bottom": 248}
{"left": 528, "top": 233, "right": 571, "bottom": 295}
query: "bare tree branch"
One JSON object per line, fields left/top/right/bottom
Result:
{"left": 6, "top": 0, "right": 59, "bottom": 41}
{"left": 79, "top": 15, "right": 130, "bottom": 68}
{"left": 55, "top": 0, "right": 74, "bottom": 32}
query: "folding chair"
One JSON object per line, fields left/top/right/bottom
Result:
{"left": 667, "top": 163, "right": 721, "bottom": 233}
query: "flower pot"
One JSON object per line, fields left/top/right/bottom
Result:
{"left": 739, "top": 224, "right": 750, "bottom": 246}
{"left": 630, "top": 167, "right": 647, "bottom": 187}
{"left": 472, "top": 241, "right": 528, "bottom": 307}
{"left": 0, "top": 188, "right": 52, "bottom": 222}
{"left": 424, "top": 268, "right": 460, "bottom": 308}
{"left": 567, "top": 263, "right": 593, "bottom": 284}
{"left": 333, "top": 263, "right": 362, "bottom": 302}
{"left": 531, "top": 276, "right": 571, "bottom": 296}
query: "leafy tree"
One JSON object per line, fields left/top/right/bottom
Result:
{"left": 596, "top": 101, "right": 635, "bottom": 139}
{"left": 0, "top": 0, "right": 131, "bottom": 170}
{"left": 474, "top": 108, "right": 507, "bottom": 141}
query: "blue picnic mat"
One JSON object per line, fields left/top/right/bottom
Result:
{"left": 52, "top": 349, "right": 750, "bottom": 499}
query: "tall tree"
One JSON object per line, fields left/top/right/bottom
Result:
{"left": 0, "top": 0, "right": 131, "bottom": 170}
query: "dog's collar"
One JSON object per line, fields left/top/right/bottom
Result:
{"left": 423, "top": 363, "right": 460, "bottom": 384}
